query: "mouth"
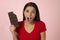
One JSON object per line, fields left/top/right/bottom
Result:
{"left": 27, "top": 17, "right": 32, "bottom": 21}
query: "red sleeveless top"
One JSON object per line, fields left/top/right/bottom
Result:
{"left": 15, "top": 20, "right": 46, "bottom": 40}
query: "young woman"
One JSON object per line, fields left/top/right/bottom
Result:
{"left": 9, "top": 2, "right": 46, "bottom": 40}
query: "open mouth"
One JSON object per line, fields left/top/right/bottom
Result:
{"left": 27, "top": 17, "right": 32, "bottom": 21}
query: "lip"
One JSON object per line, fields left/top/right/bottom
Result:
{"left": 27, "top": 17, "right": 32, "bottom": 21}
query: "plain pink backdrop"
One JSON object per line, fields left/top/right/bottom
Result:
{"left": 0, "top": 0, "right": 60, "bottom": 40}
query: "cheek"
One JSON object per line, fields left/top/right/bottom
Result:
{"left": 32, "top": 13, "right": 36, "bottom": 18}
{"left": 24, "top": 12, "right": 28, "bottom": 18}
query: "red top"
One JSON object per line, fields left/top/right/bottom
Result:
{"left": 15, "top": 20, "right": 46, "bottom": 40}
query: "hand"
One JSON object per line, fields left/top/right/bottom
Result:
{"left": 9, "top": 25, "right": 16, "bottom": 32}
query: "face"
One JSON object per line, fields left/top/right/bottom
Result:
{"left": 24, "top": 6, "right": 36, "bottom": 22}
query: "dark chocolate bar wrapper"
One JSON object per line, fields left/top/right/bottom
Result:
{"left": 8, "top": 12, "right": 19, "bottom": 28}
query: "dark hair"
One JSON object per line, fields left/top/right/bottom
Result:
{"left": 23, "top": 2, "right": 40, "bottom": 21}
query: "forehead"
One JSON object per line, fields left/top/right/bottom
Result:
{"left": 25, "top": 6, "right": 36, "bottom": 10}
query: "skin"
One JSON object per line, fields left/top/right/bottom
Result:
{"left": 24, "top": 6, "right": 36, "bottom": 23}
{"left": 9, "top": 6, "right": 46, "bottom": 40}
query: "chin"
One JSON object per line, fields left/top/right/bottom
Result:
{"left": 28, "top": 20, "right": 34, "bottom": 22}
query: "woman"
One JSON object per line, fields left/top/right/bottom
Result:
{"left": 9, "top": 2, "right": 46, "bottom": 40}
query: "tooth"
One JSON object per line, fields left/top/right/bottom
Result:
{"left": 27, "top": 17, "right": 31, "bottom": 21}
{"left": 29, "top": 17, "right": 30, "bottom": 20}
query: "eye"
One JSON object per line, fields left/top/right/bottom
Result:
{"left": 26, "top": 10, "right": 29, "bottom": 13}
{"left": 32, "top": 11, "right": 36, "bottom": 14}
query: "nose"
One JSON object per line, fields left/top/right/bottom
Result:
{"left": 29, "top": 12, "right": 32, "bottom": 16}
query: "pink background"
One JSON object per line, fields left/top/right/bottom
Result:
{"left": 0, "top": 0, "right": 60, "bottom": 40}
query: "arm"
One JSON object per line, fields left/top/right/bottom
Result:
{"left": 9, "top": 25, "right": 18, "bottom": 40}
{"left": 11, "top": 31, "right": 18, "bottom": 40}
{"left": 40, "top": 31, "right": 46, "bottom": 40}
